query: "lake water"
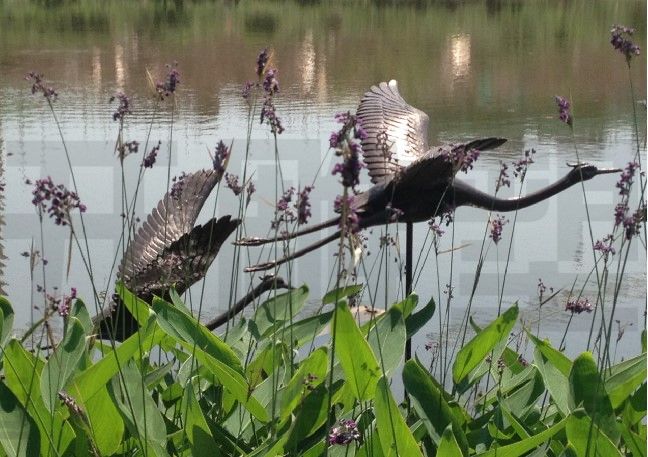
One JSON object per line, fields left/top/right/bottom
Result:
{"left": 0, "top": 0, "right": 645, "bottom": 360}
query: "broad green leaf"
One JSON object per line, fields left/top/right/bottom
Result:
{"left": 69, "top": 298, "right": 93, "bottom": 335}
{"left": 565, "top": 409, "right": 622, "bottom": 457}
{"left": 605, "top": 353, "right": 646, "bottom": 409}
{"left": 0, "top": 382, "right": 39, "bottom": 457}
{"left": 116, "top": 281, "right": 155, "bottom": 326}
{"left": 3, "top": 340, "right": 75, "bottom": 456}
{"left": 406, "top": 296, "right": 435, "bottom": 338}
{"left": 70, "top": 315, "right": 162, "bottom": 402}
{"left": 453, "top": 305, "right": 518, "bottom": 384}
{"left": 322, "top": 284, "right": 363, "bottom": 304}
{"left": 81, "top": 385, "right": 124, "bottom": 456}
{"left": 534, "top": 346, "right": 570, "bottom": 415}
{"left": 621, "top": 382, "right": 646, "bottom": 427}
{"left": 153, "top": 296, "right": 243, "bottom": 373}
{"left": 109, "top": 361, "right": 168, "bottom": 457}
{"left": 527, "top": 332, "right": 572, "bottom": 376}
{"left": 367, "top": 302, "right": 406, "bottom": 377}
{"left": 285, "top": 380, "right": 344, "bottom": 451}
{"left": 374, "top": 377, "right": 423, "bottom": 457}
{"left": 334, "top": 300, "right": 382, "bottom": 401}
{"left": 569, "top": 352, "right": 619, "bottom": 444}
{"left": 499, "top": 368, "right": 544, "bottom": 418}
{"left": 280, "top": 310, "right": 333, "bottom": 348}
{"left": 253, "top": 286, "right": 309, "bottom": 337}
{"left": 402, "top": 359, "right": 469, "bottom": 454}
{"left": 279, "top": 347, "right": 328, "bottom": 425}
{"left": 0, "top": 297, "right": 14, "bottom": 347}
{"left": 438, "top": 425, "right": 463, "bottom": 457}
{"left": 620, "top": 422, "right": 646, "bottom": 457}
{"left": 185, "top": 341, "right": 269, "bottom": 422}
{"left": 475, "top": 416, "right": 567, "bottom": 457}
{"left": 182, "top": 380, "right": 218, "bottom": 457}
{"left": 41, "top": 318, "right": 86, "bottom": 412}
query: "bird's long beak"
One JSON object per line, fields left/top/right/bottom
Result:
{"left": 595, "top": 167, "right": 623, "bottom": 175}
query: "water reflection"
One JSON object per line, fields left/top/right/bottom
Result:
{"left": 0, "top": 0, "right": 645, "bottom": 353}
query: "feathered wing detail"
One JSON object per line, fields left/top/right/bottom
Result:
{"left": 394, "top": 138, "right": 508, "bottom": 189}
{"left": 356, "top": 80, "right": 430, "bottom": 184}
{"left": 130, "top": 216, "right": 240, "bottom": 300}
{"left": 118, "top": 169, "right": 221, "bottom": 285}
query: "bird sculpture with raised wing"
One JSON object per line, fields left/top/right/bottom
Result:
{"left": 240, "top": 80, "right": 620, "bottom": 272}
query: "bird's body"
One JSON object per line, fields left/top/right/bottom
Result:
{"left": 240, "top": 80, "right": 620, "bottom": 272}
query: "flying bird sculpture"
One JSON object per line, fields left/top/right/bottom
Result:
{"left": 239, "top": 80, "right": 621, "bottom": 271}
{"left": 94, "top": 169, "right": 240, "bottom": 341}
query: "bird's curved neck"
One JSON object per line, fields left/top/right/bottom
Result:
{"left": 449, "top": 175, "right": 576, "bottom": 212}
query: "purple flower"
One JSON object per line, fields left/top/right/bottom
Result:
{"left": 242, "top": 81, "right": 254, "bottom": 100}
{"left": 225, "top": 173, "right": 243, "bottom": 196}
{"left": 25, "top": 72, "right": 57, "bottom": 100}
{"left": 263, "top": 68, "right": 279, "bottom": 96}
{"left": 142, "top": 141, "right": 161, "bottom": 168}
{"left": 565, "top": 297, "right": 594, "bottom": 314}
{"left": 489, "top": 215, "right": 508, "bottom": 244}
{"left": 594, "top": 234, "right": 616, "bottom": 256}
{"left": 537, "top": 278, "right": 553, "bottom": 303}
{"left": 272, "top": 187, "right": 296, "bottom": 229}
{"left": 213, "top": 141, "right": 230, "bottom": 175}
{"left": 110, "top": 92, "right": 131, "bottom": 122}
{"left": 555, "top": 96, "right": 573, "bottom": 126}
{"left": 614, "top": 202, "right": 628, "bottom": 227}
{"left": 518, "top": 355, "right": 529, "bottom": 367}
{"left": 334, "top": 194, "right": 360, "bottom": 232}
{"left": 331, "top": 115, "right": 365, "bottom": 190}
{"left": 170, "top": 172, "right": 187, "bottom": 200}
{"left": 297, "top": 185, "right": 314, "bottom": 225}
{"left": 260, "top": 98, "right": 284, "bottom": 134}
{"left": 616, "top": 161, "right": 639, "bottom": 196}
{"left": 428, "top": 220, "right": 445, "bottom": 238}
{"left": 328, "top": 419, "right": 360, "bottom": 446}
{"left": 31, "top": 177, "right": 86, "bottom": 226}
{"left": 385, "top": 204, "right": 404, "bottom": 222}
{"left": 246, "top": 181, "right": 256, "bottom": 206}
{"left": 513, "top": 149, "right": 536, "bottom": 178}
{"left": 256, "top": 48, "right": 269, "bottom": 77}
{"left": 59, "top": 287, "right": 77, "bottom": 317}
{"left": 610, "top": 25, "right": 641, "bottom": 62}
{"left": 623, "top": 206, "right": 645, "bottom": 240}
{"left": 496, "top": 161, "right": 511, "bottom": 191}
{"left": 117, "top": 140, "right": 139, "bottom": 161}
{"left": 156, "top": 62, "right": 180, "bottom": 99}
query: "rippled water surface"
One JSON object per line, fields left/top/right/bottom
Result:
{"left": 0, "top": 0, "right": 645, "bottom": 356}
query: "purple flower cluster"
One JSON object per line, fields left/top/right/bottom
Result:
{"left": 256, "top": 48, "right": 269, "bottom": 77}
{"left": 272, "top": 187, "right": 296, "bottom": 229}
{"left": 594, "top": 234, "right": 616, "bottom": 256}
{"left": 513, "top": 149, "right": 536, "bottom": 178}
{"left": 428, "top": 220, "right": 445, "bottom": 238}
{"left": 255, "top": 50, "right": 284, "bottom": 135}
{"left": 31, "top": 177, "right": 86, "bottom": 225}
{"left": 246, "top": 181, "right": 256, "bottom": 207}
{"left": 623, "top": 205, "right": 645, "bottom": 240}
{"left": 142, "top": 141, "right": 161, "bottom": 168}
{"left": 616, "top": 161, "right": 639, "bottom": 196}
{"left": 385, "top": 204, "right": 404, "bottom": 222}
{"left": 331, "top": 112, "right": 366, "bottom": 191}
{"left": 489, "top": 214, "right": 508, "bottom": 244}
{"left": 334, "top": 194, "right": 360, "bottom": 232}
{"left": 170, "top": 172, "right": 187, "bottom": 200}
{"left": 328, "top": 419, "right": 360, "bottom": 446}
{"left": 225, "top": 173, "right": 243, "bottom": 196}
{"left": 438, "top": 144, "right": 481, "bottom": 173}
{"left": 58, "top": 287, "right": 77, "bottom": 317}
{"left": 241, "top": 81, "right": 254, "bottom": 100}
{"left": 117, "top": 140, "right": 139, "bottom": 161}
{"left": 25, "top": 72, "right": 57, "bottom": 100}
{"left": 156, "top": 62, "right": 180, "bottom": 99}
{"left": 555, "top": 96, "right": 572, "bottom": 126}
{"left": 297, "top": 186, "right": 314, "bottom": 225}
{"left": 565, "top": 297, "right": 594, "bottom": 314}
{"left": 610, "top": 25, "right": 641, "bottom": 62}
{"left": 496, "top": 161, "right": 511, "bottom": 191}
{"left": 213, "top": 141, "right": 230, "bottom": 175}
{"left": 110, "top": 92, "right": 131, "bottom": 121}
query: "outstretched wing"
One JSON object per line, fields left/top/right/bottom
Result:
{"left": 356, "top": 80, "right": 429, "bottom": 184}
{"left": 118, "top": 169, "right": 221, "bottom": 284}
{"left": 396, "top": 138, "right": 508, "bottom": 189}
{"left": 131, "top": 215, "right": 240, "bottom": 299}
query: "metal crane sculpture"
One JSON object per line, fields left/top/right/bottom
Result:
{"left": 93, "top": 169, "right": 240, "bottom": 341}
{"left": 239, "top": 80, "right": 621, "bottom": 272}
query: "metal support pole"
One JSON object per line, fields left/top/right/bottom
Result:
{"left": 405, "top": 221, "right": 413, "bottom": 361}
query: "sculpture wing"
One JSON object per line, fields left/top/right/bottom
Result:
{"left": 118, "top": 169, "right": 221, "bottom": 284}
{"left": 356, "top": 80, "right": 430, "bottom": 184}
{"left": 396, "top": 138, "right": 508, "bottom": 189}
